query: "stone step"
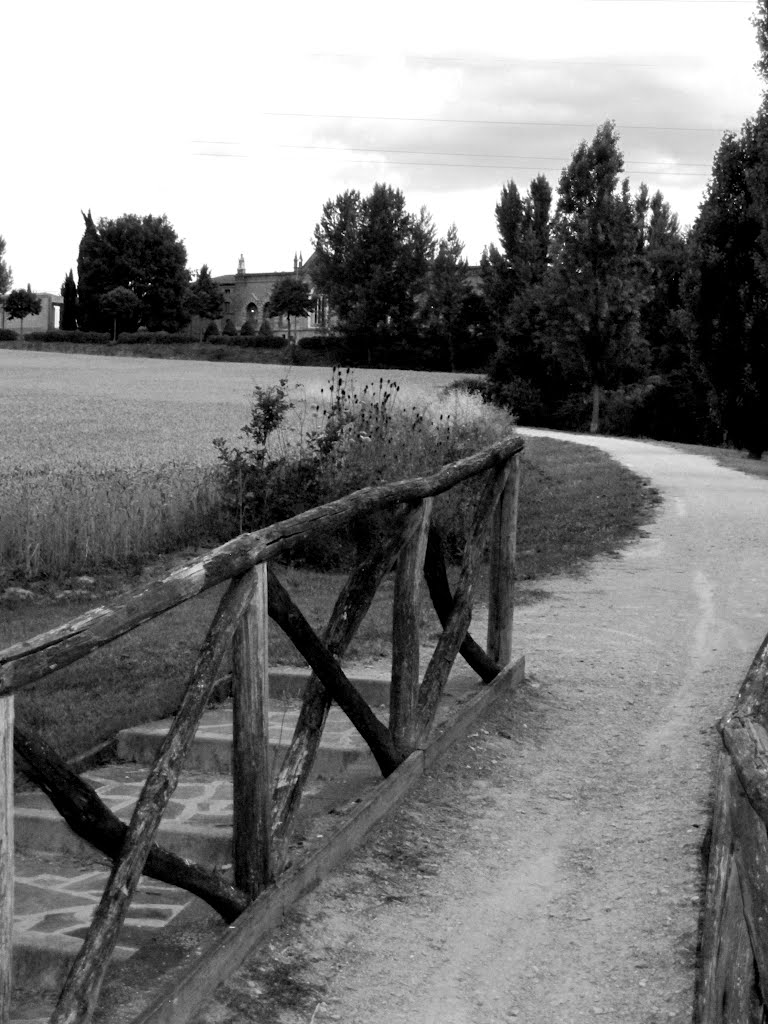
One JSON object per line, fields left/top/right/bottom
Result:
{"left": 258, "top": 667, "right": 390, "bottom": 707}
{"left": 11, "top": 849, "right": 191, "bottom": 1012}
{"left": 116, "top": 701, "right": 384, "bottom": 776}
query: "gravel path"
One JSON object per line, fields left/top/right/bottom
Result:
{"left": 199, "top": 432, "right": 768, "bottom": 1024}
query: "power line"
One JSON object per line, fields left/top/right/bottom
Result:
{"left": 262, "top": 111, "right": 729, "bottom": 133}
{"left": 279, "top": 142, "right": 711, "bottom": 169}
{"left": 301, "top": 154, "right": 710, "bottom": 177}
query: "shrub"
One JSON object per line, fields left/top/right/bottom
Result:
{"left": 203, "top": 321, "right": 220, "bottom": 341}
{"left": 24, "top": 330, "right": 110, "bottom": 344}
{"left": 115, "top": 331, "right": 198, "bottom": 345}
{"left": 213, "top": 368, "right": 516, "bottom": 568}
{"left": 0, "top": 328, "right": 18, "bottom": 341}
{"left": 239, "top": 320, "right": 257, "bottom": 337}
{"left": 222, "top": 319, "right": 238, "bottom": 338}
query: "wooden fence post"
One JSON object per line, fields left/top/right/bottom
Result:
{"left": 487, "top": 452, "right": 520, "bottom": 667}
{"left": 0, "top": 696, "right": 13, "bottom": 1024}
{"left": 391, "top": 499, "right": 432, "bottom": 754}
{"left": 232, "top": 563, "right": 272, "bottom": 898}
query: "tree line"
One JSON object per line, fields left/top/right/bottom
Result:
{"left": 5, "top": 0, "right": 768, "bottom": 454}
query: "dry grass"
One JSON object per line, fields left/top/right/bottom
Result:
{"left": 0, "top": 353, "right": 472, "bottom": 582}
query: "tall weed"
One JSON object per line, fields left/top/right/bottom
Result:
{"left": 213, "top": 368, "right": 516, "bottom": 566}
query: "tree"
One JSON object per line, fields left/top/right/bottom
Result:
{"left": 60, "top": 270, "right": 78, "bottom": 330}
{"left": 539, "top": 123, "right": 648, "bottom": 432}
{"left": 312, "top": 183, "right": 436, "bottom": 360}
{"left": 4, "top": 285, "right": 42, "bottom": 339}
{"left": 77, "top": 211, "right": 190, "bottom": 332}
{"left": 0, "top": 236, "right": 11, "bottom": 295}
{"left": 186, "top": 264, "right": 223, "bottom": 340}
{"left": 418, "top": 225, "right": 474, "bottom": 371}
{"left": 268, "top": 276, "right": 312, "bottom": 344}
{"left": 484, "top": 175, "right": 557, "bottom": 420}
{"left": 100, "top": 286, "right": 140, "bottom": 340}
{"left": 684, "top": 102, "right": 768, "bottom": 456}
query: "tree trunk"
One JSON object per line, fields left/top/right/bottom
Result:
{"left": 590, "top": 383, "right": 600, "bottom": 434}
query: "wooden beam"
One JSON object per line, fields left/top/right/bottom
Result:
{"left": 729, "top": 763, "right": 768, "bottom": 1009}
{"left": 390, "top": 498, "right": 432, "bottom": 755}
{"left": 0, "top": 697, "right": 12, "bottom": 1024}
{"left": 422, "top": 528, "right": 500, "bottom": 683}
{"left": 0, "top": 436, "right": 524, "bottom": 696}
{"left": 232, "top": 564, "right": 272, "bottom": 899}
{"left": 14, "top": 726, "right": 247, "bottom": 922}
{"left": 270, "top": 508, "right": 423, "bottom": 862}
{"left": 266, "top": 569, "right": 402, "bottom": 776}
{"left": 487, "top": 452, "right": 520, "bottom": 666}
{"left": 51, "top": 569, "right": 262, "bottom": 1024}
{"left": 417, "top": 462, "right": 511, "bottom": 737}
{"left": 722, "top": 717, "right": 768, "bottom": 830}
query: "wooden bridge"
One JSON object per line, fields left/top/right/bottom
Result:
{"left": 0, "top": 433, "right": 524, "bottom": 1024}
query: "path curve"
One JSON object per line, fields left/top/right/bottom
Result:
{"left": 202, "top": 431, "right": 768, "bottom": 1024}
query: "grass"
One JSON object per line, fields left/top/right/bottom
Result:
{"left": 663, "top": 440, "right": 768, "bottom": 481}
{"left": 2, "top": 435, "right": 659, "bottom": 761}
{"left": 0, "top": 338, "right": 294, "bottom": 364}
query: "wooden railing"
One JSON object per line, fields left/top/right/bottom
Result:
{"left": 699, "top": 632, "right": 768, "bottom": 1021}
{"left": 0, "top": 433, "right": 524, "bottom": 1024}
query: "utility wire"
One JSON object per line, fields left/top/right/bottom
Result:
{"left": 262, "top": 111, "right": 729, "bottom": 133}
{"left": 279, "top": 142, "right": 711, "bottom": 168}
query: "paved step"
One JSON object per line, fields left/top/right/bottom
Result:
{"left": 116, "top": 700, "right": 385, "bottom": 776}
{"left": 10, "top": 663, "right": 482, "bottom": 1018}
{"left": 261, "top": 667, "right": 390, "bottom": 706}
{"left": 11, "top": 849, "right": 191, "bottom": 1009}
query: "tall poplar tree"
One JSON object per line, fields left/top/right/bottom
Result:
{"left": 540, "top": 122, "right": 647, "bottom": 432}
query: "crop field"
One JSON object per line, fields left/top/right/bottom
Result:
{"left": 0, "top": 351, "right": 484, "bottom": 581}
{"left": 0, "top": 351, "right": 471, "bottom": 470}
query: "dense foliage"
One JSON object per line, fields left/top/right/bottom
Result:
{"left": 76, "top": 211, "right": 190, "bottom": 333}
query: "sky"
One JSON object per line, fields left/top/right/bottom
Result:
{"left": 3, "top": 0, "right": 765, "bottom": 293}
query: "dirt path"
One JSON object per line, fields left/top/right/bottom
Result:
{"left": 199, "top": 432, "right": 768, "bottom": 1024}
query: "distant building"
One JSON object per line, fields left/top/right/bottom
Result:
{"left": 0, "top": 291, "right": 62, "bottom": 333}
{"left": 209, "top": 253, "right": 331, "bottom": 341}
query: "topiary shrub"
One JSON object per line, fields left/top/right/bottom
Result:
{"left": 203, "top": 321, "right": 220, "bottom": 341}
{"left": 222, "top": 319, "right": 238, "bottom": 339}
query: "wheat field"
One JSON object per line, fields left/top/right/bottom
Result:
{"left": 0, "top": 351, "right": 478, "bottom": 580}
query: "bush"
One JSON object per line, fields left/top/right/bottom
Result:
{"left": 203, "top": 321, "right": 220, "bottom": 341}
{"left": 24, "top": 330, "right": 111, "bottom": 344}
{"left": 0, "top": 328, "right": 18, "bottom": 341}
{"left": 222, "top": 319, "right": 238, "bottom": 337}
{"left": 115, "top": 331, "right": 198, "bottom": 345}
{"left": 213, "top": 368, "right": 516, "bottom": 568}
{"left": 239, "top": 320, "right": 257, "bottom": 337}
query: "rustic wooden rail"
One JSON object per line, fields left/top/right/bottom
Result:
{"left": 0, "top": 433, "right": 524, "bottom": 1024}
{"left": 699, "top": 631, "right": 768, "bottom": 1022}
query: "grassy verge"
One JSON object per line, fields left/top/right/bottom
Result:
{"left": 664, "top": 440, "right": 768, "bottom": 481}
{"left": 0, "top": 339, "right": 325, "bottom": 365}
{"left": 2, "top": 436, "right": 659, "bottom": 760}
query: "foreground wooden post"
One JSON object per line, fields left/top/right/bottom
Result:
{"left": 391, "top": 498, "right": 432, "bottom": 754}
{"left": 51, "top": 570, "right": 261, "bottom": 1024}
{"left": 487, "top": 452, "right": 520, "bottom": 666}
{"left": 232, "top": 564, "right": 272, "bottom": 898}
{"left": 0, "top": 696, "right": 13, "bottom": 1024}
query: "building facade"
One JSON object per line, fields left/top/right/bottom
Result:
{"left": 211, "top": 253, "right": 331, "bottom": 341}
{"left": 0, "top": 292, "right": 62, "bottom": 333}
